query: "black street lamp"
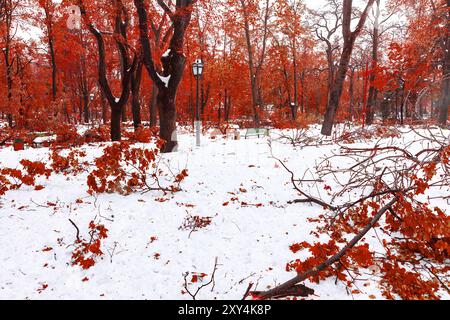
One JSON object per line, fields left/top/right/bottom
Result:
{"left": 192, "top": 59, "right": 204, "bottom": 147}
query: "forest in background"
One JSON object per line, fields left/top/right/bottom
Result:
{"left": 0, "top": 0, "right": 449, "bottom": 149}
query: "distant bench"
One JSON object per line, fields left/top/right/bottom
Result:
{"left": 244, "top": 128, "right": 270, "bottom": 139}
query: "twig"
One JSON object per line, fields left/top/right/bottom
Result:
{"left": 242, "top": 282, "right": 254, "bottom": 300}
{"left": 68, "top": 219, "right": 81, "bottom": 242}
{"left": 184, "top": 257, "right": 219, "bottom": 300}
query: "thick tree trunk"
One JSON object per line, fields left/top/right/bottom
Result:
{"left": 131, "top": 97, "right": 141, "bottom": 129}
{"left": 321, "top": 0, "right": 375, "bottom": 136}
{"left": 157, "top": 89, "right": 177, "bottom": 153}
{"left": 111, "top": 107, "right": 122, "bottom": 141}
{"left": 322, "top": 44, "right": 354, "bottom": 135}
{"left": 135, "top": 0, "right": 194, "bottom": 153}
{"left": 122, "top": 104, "right": 127, "bottom": 123}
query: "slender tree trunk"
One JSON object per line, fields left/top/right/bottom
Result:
{"left": 45, "top": 8, "right": 57, "bottom": 101}
{"left": 2, "top": 5, "right": 13, "bottom": 128}
{"left": 292, "top": 42, "right": 298, "bottom": 120}
{"left": 400, "top": 81, "right": 405, "bottom": 125}
{"left": 131, "top": 60, "right": 143, "bottom": 129}
{"left": 366, "top": 0, "right": 380, "bottom": 125}
{"left": 79, "top": 29, "right": 89, "bottom": 124}
{"left": 224, "top": 89, "right": 231, "bottom": 122}
{"left": 349, "top": 67, "right": 355, "bottom": 120}
{"left": 83, "top": 93, "right": 89, "bottom": 123}
{"left": 381, "top": 94, "right": 390, "bottom": 122}
{"left": 150, "top": 83, "right": 158, "bottom": 126}
{"left": 300, "top": 71, "right": 306, "bottom": 114}
{"left": 439, "top": 0, "right": 450, "bottom": 126}
{"left": 239, "top": 0, "right": 270, "bottom": 128}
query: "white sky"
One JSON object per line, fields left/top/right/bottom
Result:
{"left": 18, "top": 0, "right": 386, "bottom": 42}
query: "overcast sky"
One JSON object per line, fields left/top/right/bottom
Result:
{"left": 19, "top": 0, "right": 385, "bottom": 42}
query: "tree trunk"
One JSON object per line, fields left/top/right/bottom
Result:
{"left": 239, "top": 0, "right": 269, "bottom": 128}
{"left": 439, "top": 0, "right": 450, "bottom": 126}
{"left": 150, "top": 83, "right": 158, "bottom": 127}
{"left": 131, "top": 60, "right": 143, "bottom": 129}
{"left": 111, "top": 107, "right": 122, "bottom": 141}
{"left": 135, "top": 0, "right": 194, "bottom": 153}
{"left": 79, "top": 0, "right": 134, "bottom": 141}
{"left": 101, "top": 91, "right": 108, "bottom": 125}
{"left": 300, "top": 71, "right": 306, "bottom": 114}
{"left": 157, "top": 89, "right": 177, "bottom": 152}
{"left": 349, "top": 67, "right": 355, "bottom": 120}
{"left": 121, "top": 104, "right": 127, "bottom": 122}
{"left": 322, "top": 44, "right": 354, "bottom": 135}
{"left": 292, "top": 42, "right": 299, "bottom": 120}
{"left": 366, "top": 0, "right": 380, "bottom": 125}
{"left": 83, "top": 93, "right": 89, "bottom": 123}
{"left": 321, "top": 0, "right": 375, "bottom": 136}
{"left": 381, "top": 94, "right": 390, "bottom": 122}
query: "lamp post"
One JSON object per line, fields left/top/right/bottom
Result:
{"left": 192, "top": 59, "right": 204, "bottom": 147}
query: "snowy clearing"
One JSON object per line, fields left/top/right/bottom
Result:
{"left": 0, "top": 125, "right": 449, "bottom": 300}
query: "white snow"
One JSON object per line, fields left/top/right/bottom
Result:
{"left": 158, "top": 73, "right": 171, "bottom": 88}
{"left": 0, "top": 125, "right": 448, "bottom": 300}
{"left": 33, "top": 135, "right": 57, "bottom": 144}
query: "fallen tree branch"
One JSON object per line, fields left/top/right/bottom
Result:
{"left": 253, "top": 197, "right": 397, "bottom": 300}
{"left": 268, "top": 143, "right": 336, "bottom": 211}
{"left": 242, "top": 282, "right": 254, "bottom": 300}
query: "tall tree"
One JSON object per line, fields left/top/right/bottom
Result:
{"left": 79, "top": 0, "right": 136, "bottom": 141}
{"left": 237, "top": 0, "right": 271, "bottom": 127}
{"left": 321, "top": 0, "right": 376, "bottom": 136}
{"left": 134, "top": 0, "right": 197, "bottom": 153}
{"left": 0, "top": 0, "right": 19, "bottom": 127}
{"left": 438, "top": 0, "right": 450, "bottom": 126}
{"left": 276, "top": 0, "right": 306, "bottom": 120}
{"left": 37, "top": 0, "right": 57, "bottom": 101}
{"left": 311, "top": 0, "right": 342, "bottom": 116}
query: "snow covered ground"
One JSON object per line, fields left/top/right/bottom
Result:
{"left": 0, "top": 125, "right": 448, "bottom": 300}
